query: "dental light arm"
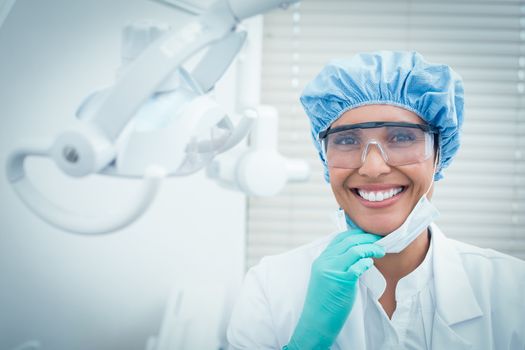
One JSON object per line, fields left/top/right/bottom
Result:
{"left": 6, "top": 0, "right": 301, "bottom": 235}
{"left": 89, "top": 0, "right": 298, "bottom": 138}
{"left": 227, "top": 0, "right": 296, "bottom": 20}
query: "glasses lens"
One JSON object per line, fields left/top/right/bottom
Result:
{"left": 325, "top": 129, "right": 364, "bottom": 168}
{"left": 324, "top": 125, "right": 434, "bottom": 169}
{"left": 383, "top": 127, "right": 432, "bottom": 165}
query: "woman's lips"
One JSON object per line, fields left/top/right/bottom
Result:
{"left": 350, "top": 185, "right": 407, "bottom": 208}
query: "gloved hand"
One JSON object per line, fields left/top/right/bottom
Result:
{"left": 284, "top": 229, "right": 385, "bottom": 350}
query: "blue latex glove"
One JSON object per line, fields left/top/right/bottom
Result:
{"left": 284, "top": 229, "right": 385, "bottom": 350}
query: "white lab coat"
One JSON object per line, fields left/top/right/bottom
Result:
{"left": 227, "top": 224, "right": 525, "bottom": 349}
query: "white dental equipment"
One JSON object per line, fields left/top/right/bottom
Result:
{"left": 5, "top": 0, "right": 306, "bottom": 235}
{"left": 207, "top": 105, "right": 310, "bottom": 196}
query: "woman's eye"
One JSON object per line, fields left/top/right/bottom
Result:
{"left": 333, "top": 135, "right": 359, "bottom": 146}
{"left": 389, "top": 132, "right": 417, "bottom": 143}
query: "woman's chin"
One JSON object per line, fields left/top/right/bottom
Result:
{"left": 353, "top": 221, "right": 402, "bottom": 235}
{"left": 346, "top": 207, "right": 409, "bottom": 235}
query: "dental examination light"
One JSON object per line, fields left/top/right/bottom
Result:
{"left": 5, "top": 0, "right": 305, "bottom": 235}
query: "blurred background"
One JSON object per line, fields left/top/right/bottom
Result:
{"left": 0, "top": 0, "right": 523, "bottom": 349}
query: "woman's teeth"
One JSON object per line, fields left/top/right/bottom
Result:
{"left": 357, "top": 187, "right": 403, "bottom": 202}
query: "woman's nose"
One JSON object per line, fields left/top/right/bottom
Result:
{"left": 357, "top": 144, "right": 391, "bottom": 178}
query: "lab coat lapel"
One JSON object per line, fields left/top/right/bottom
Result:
{"left": 430, "top": 224, "right": 483, "bottom": 349}
{"left": 431, "top": 312, "right": 474, "bottom": 349}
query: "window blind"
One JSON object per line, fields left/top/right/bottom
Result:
{"left": 247, "top": 0, "right": 525, "bottom": 268}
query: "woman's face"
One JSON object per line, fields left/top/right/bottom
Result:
{"left": 328, "top": 104, "right": 436, "bottom": 235}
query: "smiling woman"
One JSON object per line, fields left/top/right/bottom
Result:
{"left": 327, "top": 106, "right": 437, "bottom": 235}
{"left": 227, "top": 51, "right": 525, "bottom": 350}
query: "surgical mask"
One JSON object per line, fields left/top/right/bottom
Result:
{"left": 334, "top": 153, "right": 440, "bottom": 253}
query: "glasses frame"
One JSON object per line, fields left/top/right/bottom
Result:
{"left": 319, "top": 121, "right": 439, "bottom": 140}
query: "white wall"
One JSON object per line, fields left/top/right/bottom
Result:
{"left": 0, "top": 1, "right": 247, "bottom": 349}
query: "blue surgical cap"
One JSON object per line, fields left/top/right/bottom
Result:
{"left": 300, "top": 51, "right": 464, "bottom": 182}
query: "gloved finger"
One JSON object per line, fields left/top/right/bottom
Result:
{"left": 345, "top": 257, "right": 375, "bottom": 281}
{"left": 326, "top": 228, "right": 365, "bottom": 249}
{"left": 335, "top": 243, "right": 385, "bottom": 270}
{"left": 328, "top": 232, "right": 383, "bottom": 256}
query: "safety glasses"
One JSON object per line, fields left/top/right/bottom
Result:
{"left": 319, "top": 121, "right": 438, "bottom": 169}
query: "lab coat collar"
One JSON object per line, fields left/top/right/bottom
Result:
{"left": 360, "top": 236, "right": 433, "bottom": 302}
{"left": 431, "top": 223, "right": 483, "bottom": 326}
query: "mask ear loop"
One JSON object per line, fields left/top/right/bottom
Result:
{"left": 423, "top": 135, "right": 440, "bottom": 198}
